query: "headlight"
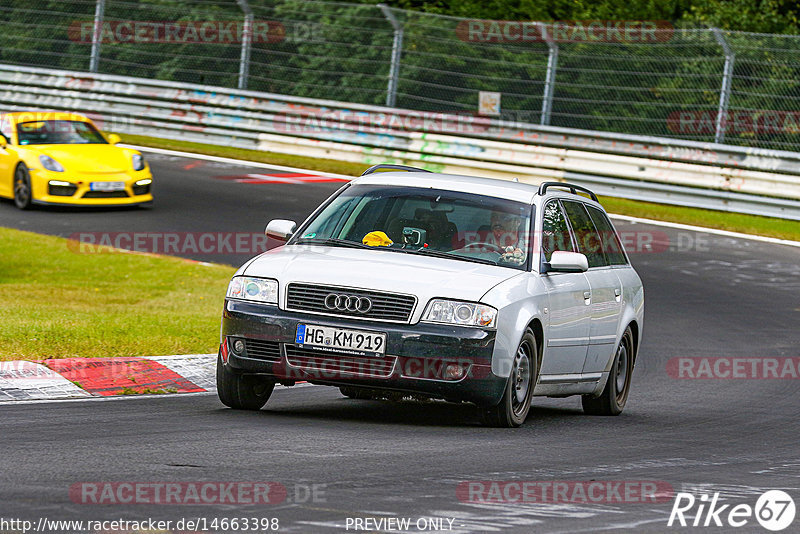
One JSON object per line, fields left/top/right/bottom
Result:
{"left": 39, "top": 155, "right": 64, "bottom": 172}
{"left": 422, "top": 299, "right": 497, "bottom": 328}
{"left": 132, "top": 154, "right": 145, "bottom": 171}
{"left": 226, "top": 276, "right": 278, "bottom": 304}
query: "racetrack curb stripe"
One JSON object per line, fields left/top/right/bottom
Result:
{"left": 0, "top": 361, "right": 90, "bottom": 401}
{"left": 124, "top": 144, "right": 353, "bottom": 180}
{"left": 43, "top": 357, "right": 205, "bottom": 396}
{"left": 0, "top": 354, "right": 315, "bottom": 403}
{"left": 146, "top": 354, "right": 217, "bottom": 391}
{"left": 609, "top": 214, "right": 800, "bottom": 248}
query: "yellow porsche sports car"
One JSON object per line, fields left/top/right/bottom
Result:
{"left": 0, "top": 111, "right": 153, "bottom": 209}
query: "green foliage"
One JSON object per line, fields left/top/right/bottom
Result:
{"left": 1, "top": 1, "right": 799, "bottom": 150}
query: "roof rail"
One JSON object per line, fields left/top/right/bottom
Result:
{"left": 361, "top": 164, "right": 432, "bottom": 176}
{"left": 537, "top": 181, "right": 598, "bottom": 202}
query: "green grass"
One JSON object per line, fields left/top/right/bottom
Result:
{"left": 122, "top": 133, "right": 800, "bottom": 242}
{"left": 0, "top": 227, "right": 235, "bottom": 361}
{"left": 599, "top": 196, "right": 800, "bottom": 242}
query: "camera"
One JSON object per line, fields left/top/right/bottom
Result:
{"left": 402, "top": 227, "right": 426, "bottom": 246}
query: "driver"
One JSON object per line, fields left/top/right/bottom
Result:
{"left": 487, "top": 211, "right": 522, "bottom": 247}
{"left": 486, "top": 211, "right": 526, "bottom": 264}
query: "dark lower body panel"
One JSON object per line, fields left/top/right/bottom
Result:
{"left": 220, "top": 300, "right": 508, "bottom": 406}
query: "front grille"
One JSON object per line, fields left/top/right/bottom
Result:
{"left": 286, "top": 283, "right": 416, "bottom": 323}
{"left": 285, "top": 345, "right": 396, "bottom": 378}
{"left": 132, "top": 184, "right": 150, "bottom": 196}
{"left": 83, "top": 190, "right": 129, "bottom": 198}
{"left": 242, "top": 339, "right": 281, "bottom": 362}
{"left": 48, "top": 183, "right": 78, "bottom": 197}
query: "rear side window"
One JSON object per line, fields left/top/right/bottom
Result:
{"left": 561, "top": 201, "right": 608, "bottom": 268}
{"left": 586, "top": 206, "right": 628, "bottom": 265}
{"left": 541, "top": 200, "right": 575, "bottom": 262}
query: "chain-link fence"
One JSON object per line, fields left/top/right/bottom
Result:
{"left": 2, "top": 0, "right": 800, "bottom": 152}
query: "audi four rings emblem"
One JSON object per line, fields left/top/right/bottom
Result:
{"left": 324, "top": 293, "right": 373, "bottom": 313}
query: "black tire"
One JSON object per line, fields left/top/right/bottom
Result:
{"left": 216, "top": 353, "right": 275, "bottom": 410}
{"left": 13, "top": 164, "right": 33, "bottom": 210}
{"left": 479, "top": 329, "right": 538, "bottom": 428}
{"left": 339, "top": 386, "right": 376, "bottom": 400}
{"left": 582, "top": 326, "right": 634, "bottom": 416}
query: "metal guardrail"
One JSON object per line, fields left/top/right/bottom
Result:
{"left": 1, "top": 63, "right": 800, "bottom": 220}
{"left": 6, "top": 1, "right": 800, "bottom": 153}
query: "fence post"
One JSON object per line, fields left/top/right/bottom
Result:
{"left": 89, "top": 0, "right": 105, "bottom": 73}
{"left": 538, "top": 23, "right": 558, "bottom": 126}
{"left": 379, "top": 4, "right": 403, "bottom": 108}
{"left": 712, "top": 28, "right": 734, "bottom": 144}
{"left": 237, "top": 0, "right": 253, "bottom": 90}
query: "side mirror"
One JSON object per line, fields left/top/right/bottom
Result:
{"left": 107, "top": 133, "right": 121, "bottom": 145}
{"left": 265, "top": 219, "right": 297, "bottom": 242}
{"left": 543, "top": 251, "right": 589, "bottom": 273}
{"left": 0, "top": 135, "right": 7, "bottom": 149}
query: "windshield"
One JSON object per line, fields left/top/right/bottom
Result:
{"left": 293, "top": 185, "right": 533, "bottom": 270}
{"left": 16, "top": 120, "right": 107, "bottom": 145}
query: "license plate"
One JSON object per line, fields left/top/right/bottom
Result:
{"left": 90, "top": 181, "right": 126, "bottom": 192}
{"left": 295, "top": 324, "right": 386, "bottom": 357}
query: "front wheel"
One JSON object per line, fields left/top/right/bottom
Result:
{"left": 582, "top": 326, "right": 634, "bottom": 416}
{"left": 479, "top": 329, "right": 538, "bottom": 427}
{"left": 216, "top": 353, "right": 275, "bottom": 410}
{"left": 13, "top": 164, "right": 33, "bottom": 210}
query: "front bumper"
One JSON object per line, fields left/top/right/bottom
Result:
{"left": 30, "top": 169, "right": 153, "bottom": 206}
{"left": 221, "top": 299, "right": 508, "bottom": 406}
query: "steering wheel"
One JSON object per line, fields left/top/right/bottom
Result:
{"left": 459, "top": 242, "right": 506, "bottom": 254}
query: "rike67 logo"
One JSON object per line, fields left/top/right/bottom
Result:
{"left": 668, "top": 490, "right": 795, "bottom": 531}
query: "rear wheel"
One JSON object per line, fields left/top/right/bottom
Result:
{"left": 13, "top": 164, "right": 32, "bottom": 210}
{"left": 582, "top": 326, "right": 634, "bottom": 416}
{"left": 479, "top": 329, "right": 538, "bottom": 427}
{"left": 216, "top": 353, "right": 275, "bottom": 410}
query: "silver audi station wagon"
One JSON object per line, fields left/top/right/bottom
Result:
{"left": 217, "top": 165, "right": 644, "bottom": 427}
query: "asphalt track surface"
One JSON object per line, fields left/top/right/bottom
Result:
{"left": 1, "top": 152, "right": 799, "bottom": 533}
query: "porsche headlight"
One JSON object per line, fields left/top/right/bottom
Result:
{"left": 132, "top": 154, "right": 145, "bottom": 171}
{"left": 39, "top": 155, "right": 64, "bottom": 172}
{"left": 226, "top": 276, "right": 278, "bottom": 304}
{"left": 422, "top": 299, "right": 497, "bottom": 328}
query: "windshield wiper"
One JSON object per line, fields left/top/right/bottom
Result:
{"left": 402, "top": 247, "right": 500, "bottom": 266}
{"left": 294, "top": 237, "right": 370, "bottom": 249}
